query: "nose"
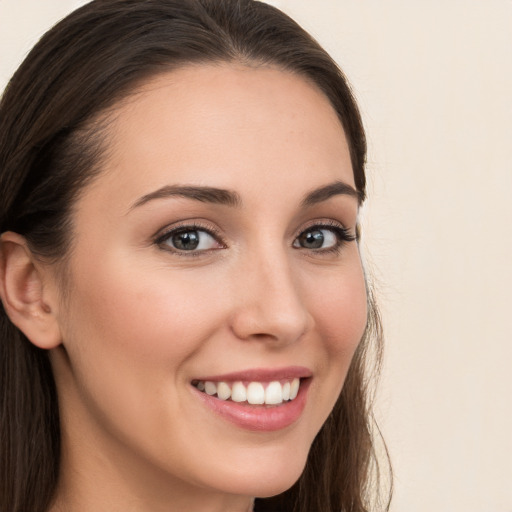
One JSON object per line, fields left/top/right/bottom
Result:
{"left": 229, "top": 249, "right": 313, "bottom": 346}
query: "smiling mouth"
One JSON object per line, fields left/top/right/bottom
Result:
{"left": 192, "top": 378, "right": 301, "bottom": 406}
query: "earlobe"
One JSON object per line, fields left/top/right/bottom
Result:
{"left": 0, "top": 231, "right": 62, "bottom": 349}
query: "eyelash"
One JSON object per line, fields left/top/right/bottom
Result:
{"left": 154, "top": 222, "right": 225, "bottom": 257}
{"left": 294, "top": 221, "right": 356, "bottom": 255}
{"left": 154, "top": 220, "right": 355, "bottom": 256}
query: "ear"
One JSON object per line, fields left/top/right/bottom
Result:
{"left": 0, "top": 232, "right": 62, "bottom": 349}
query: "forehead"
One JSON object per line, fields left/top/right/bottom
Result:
{"left": 81, "top": 64, "right": 354, "bottom": 212}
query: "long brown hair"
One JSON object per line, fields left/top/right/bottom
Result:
{"left": 0, "top": 1, "right": 391, "bottom": 511}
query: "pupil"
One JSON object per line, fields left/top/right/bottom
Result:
{"left": 173, "top": 231, "right": 199, "bottom": 250}
{"left": 301, "top": 230, "right": 324, "bottom": 249}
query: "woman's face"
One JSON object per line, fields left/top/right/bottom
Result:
{"left": 50, "top": 64, "right": 367, "bottom": 508}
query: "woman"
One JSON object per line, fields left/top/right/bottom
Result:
{"left": 0, "top": 1, "right": 390, "bottom": 511}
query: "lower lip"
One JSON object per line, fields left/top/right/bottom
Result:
{"left": 192, "top": 379, "right": 311, "bottom": 432}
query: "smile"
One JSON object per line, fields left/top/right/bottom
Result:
{"left": 192, "top": 378, "right": 301, "bottom": 405}
{"left": 191, "top": 367, "right": 312, "bottom": 431}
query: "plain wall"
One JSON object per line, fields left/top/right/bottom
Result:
{"left": 1, "top": 1, "right": 511, "bottom": 511}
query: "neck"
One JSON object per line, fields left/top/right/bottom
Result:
{"left": 50, "top": 488, "right": 254, "bottom": 512}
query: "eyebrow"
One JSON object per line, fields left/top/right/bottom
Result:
{"left": 130, "top": 185, "right": 242, "bottom": 210}
{"left": 301, "top": 181, "right": 361, "bottom": 206}
{"left": 130, "top": 180, "right": 360, "bottom": 211}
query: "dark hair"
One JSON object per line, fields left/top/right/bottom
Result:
{"left": 0, "top": 1, "right": 391, "bottom": 511}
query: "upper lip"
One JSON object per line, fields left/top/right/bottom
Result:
{"left": 193, "top": 366, "right": 312, "bottom": 382}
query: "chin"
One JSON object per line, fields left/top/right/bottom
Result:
{"left": 221, "top": 470, "right": 304, "bottom": 499}
{"left": 252, "top": 472, "right": 303, "bottom": 499}
{"left": 209, "top": 444, "right": 309, "bottom": 498}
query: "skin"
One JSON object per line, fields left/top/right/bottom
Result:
{"left": 12, "top": 65, "right": 368, "bottom": 512}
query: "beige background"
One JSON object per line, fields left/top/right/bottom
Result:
{"left": 1, "top": 1, "right": 511, "bottom": 511}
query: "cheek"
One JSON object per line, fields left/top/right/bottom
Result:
{"left": 56, "top": 252, "right": 231, "bottom": 448}
{"left": 308, "top": 261, "right": 368, "bottom": 358}
{"left": 64, "top": 255, "right": 223, "bottom": 367}
{"left": 299, "top": 254, "right": 367, "bottom": 399}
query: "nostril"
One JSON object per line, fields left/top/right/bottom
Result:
{"left": 230, "top": 311, "right": 311, "bottom": 345}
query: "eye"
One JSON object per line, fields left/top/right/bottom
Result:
{"left": 157, "top": 226, "right": 222, "bottom": 252}
{"left": 293, "top": 224, "right": 355, "bottom": 251}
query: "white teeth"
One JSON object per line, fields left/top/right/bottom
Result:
{"left": 231, "top": 381, "right": 247, "bottom": 402}
{"left": 217, "top": 381, "right": 231, "bottom": 401}
{"left": 195, "top": 378, "right": 302, "bottom": 405}
{"left": 247, "top": 382, "right": 265, "bottom": 405}
{"left": 282, "top": 381, "right": 291, "bottom": 401}
{"left": 204, "top": 381, "right": 217, "bottom": 396}
{"left": 290, "top": 378, "right": 300, "bottom": 400}
{"left": 265, "top": 381, "right": 283, "bottom": 405}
